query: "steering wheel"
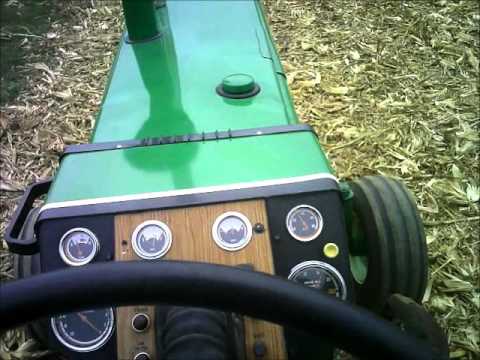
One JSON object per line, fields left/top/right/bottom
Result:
{"left": 1, "top": 261, "right": 442, "bottom": 360}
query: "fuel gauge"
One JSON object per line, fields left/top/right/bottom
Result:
{"left": 59, "top": 228, "right": 100, "bottom": 266}
{"left": 131, "top": 220, "right": 172, "bottom": 260}
{"left": 212, "top": 212, "right": 252, "bottom": 251}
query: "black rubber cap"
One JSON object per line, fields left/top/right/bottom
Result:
{"left": 132, "top": 313, "right": 150, "bottom": 332}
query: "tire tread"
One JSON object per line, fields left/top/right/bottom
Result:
{"left": 349, "top": 176, "right": 428, "bottom": 313}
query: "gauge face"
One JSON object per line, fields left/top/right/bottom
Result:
{"left": 212, "top": 212, "right": 252, "bottom": 251}
{"left": 288, "top": 261, "right": 347, "bottom": 300}
{"left": 51, "top": 308, "right": 114, "bottom": 352}
{"left": 59, "top": 228, "right": 99, "bottom": 266}
{"left": 131, "top": 220, "right": 172, "bottom": 259}
{"left": 286, "top": 205, "right": 323, "bottom": 242}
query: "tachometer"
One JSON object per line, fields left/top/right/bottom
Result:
{"left": 212, "top": 211, "right": 252, "bottom": 251}
{"left": 288, "top": 261, "right": 347, "bottom": 300}
{"left": 131, "top": 220, "right": 172, "bottom": 259}
{"left": 51, "top": 308, "right": 114, "bottom": 352}
{"left": 59, "top": 228, "right": 100, "bottom": 266}
{"left": 286, "top": 205, "right": 323, "bottom": 242}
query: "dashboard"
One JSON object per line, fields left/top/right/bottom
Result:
{"left": 34, "top": 179, "right": 353, "bottom": 360}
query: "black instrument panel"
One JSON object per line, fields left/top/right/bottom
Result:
{"left": 37, "top": 214, "right": 117, "bottom": 359}
{"left": 33, "top": 185, "right": 352, "bottom": 360}
{"left": 267, "top": 190, "right": 353, "bottom": 360}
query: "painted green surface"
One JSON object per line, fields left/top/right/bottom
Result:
{"left": 122, "top": 0, "right": 158, "bottom": 42}
{"left": 47, "top": 132, "right": 331, "bottom": 203}
{"left": 91, "top": 0, "right": 298, "bottom": 142}
{"left": 46, "top": 1, "right": 334, "bottom": 204}
{"left": 221, "top": 74, "right": 256, "bottom": 95}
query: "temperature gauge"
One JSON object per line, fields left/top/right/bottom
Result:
{"left": 286, "top": 205, "right": 323, "bottom": 242}
{"left": 131, "top": 220, "right": 172, "bottom": 260}
{"left": 212, "top": 212, "right": 252, "bottom": 251}
{"left": 59, "top": 228, "right": 100, "bottom": 266}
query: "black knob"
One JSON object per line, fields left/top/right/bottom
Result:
{"left": 132, "top": 313, "right": 150, "bottom": 332}
{"left": 133, "top": 353, "right": 150, "bottom": 360}
{"left": 254, "top": 340, "right": 267, "bottom": 357}
{"left": 253, "top": 223, "right": 265, "bottom": 234}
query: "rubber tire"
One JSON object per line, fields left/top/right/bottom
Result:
{"left": 349, "top": 176, "right": 428, "bottom": 314}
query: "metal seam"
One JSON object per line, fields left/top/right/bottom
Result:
{"left": 62, "top": 124, "right": 315, "bottom": 158}
{"left": 39, "top": 173, "right": 338, "bottom": 214}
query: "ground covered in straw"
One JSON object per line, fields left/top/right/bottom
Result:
{"left": 1, "top": 1, "right": 478, "bottom": 359}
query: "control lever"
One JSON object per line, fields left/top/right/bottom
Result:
{"left": 384, "top": 294, "right": 449, "bottom": 360}
{"left": 153, "top": 262, "right": 253, "bottom": 360}
{"left": 155, "top": 306, "right": 246, "bottom": 360}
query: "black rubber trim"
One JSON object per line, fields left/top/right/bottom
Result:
{"left": 216, "top": 83, "right": 261, "bottom": 99}
{"left": 62, "top": 124, "right": 314, "bottom": 157}
{"left": 124, "top": 31, "right": 162, "bottom": 44}
{"left": 162, "top": 308, "right": 228, "bottom": 360}
{"left": 0, "top": 261, "right": 438, "bottom": 360}
{"left": 5, "top": 179, "right": 51, "bottom": 255}
{"left": 37, "top": 177, "right": 338, "bottom": 221}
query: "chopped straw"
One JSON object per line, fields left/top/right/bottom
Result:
{"left": 1, "top": 0, "right": 478, "bottom": 359}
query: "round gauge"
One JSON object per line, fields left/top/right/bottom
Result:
{"left": 131, "top": 220, "right": 172, "bottom": 260}
{"left": 212, "top": 211, "right": 252, "bottom": 251}
{"left": 286, "top": 205, "right": 323, "bottom": 242}
{"left": 51, "top": 308, "right": 114, "bottom": 352}
{"left": 288, "top": 261, "right": 347, "bottom": 300}
{"left": 59, "top": 228, "right": 100, "bottom": 266}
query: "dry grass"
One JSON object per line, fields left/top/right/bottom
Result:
{"left": 1, "top": 0, "right": 479, "bottom": 359}
{"left": 1, "top": 1, "right": 123, "bottom": 359}
{"left": 264, "top": 0, "right": 479, "bottom": 358}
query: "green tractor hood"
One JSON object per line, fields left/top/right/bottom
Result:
{"left": 45, "top": 0, "right": 334, "bottom": 206}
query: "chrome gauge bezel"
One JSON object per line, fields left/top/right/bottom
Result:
{"left": 212, "top": 211, "right": 253, "bottom": 251}
{"left": 131, "top": 313, "right": 151, "bottom": 333}
{"left": 59, "top": 228, "right": 100, "bottom": 266}
{"left": 286, "top": 204, "right": 324, "bottom": 242}
{"left": 288, "top": 260, "right": 347, "bottom": 300}
{"left": 51, "top": 308, "right": 115, "bottom": 353}
{"left": 131, "top": 220, "right": 172, "bottom": 260}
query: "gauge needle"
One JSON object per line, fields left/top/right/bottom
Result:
{"left": 300, "top": 217, "right": 309, "bottom": 231}
{"left": 77, "top": 312, "right": 101, "bottom": 334}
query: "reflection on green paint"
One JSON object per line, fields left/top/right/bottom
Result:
{"left": 47, "top": 1, "right": 334, "bottom": 204}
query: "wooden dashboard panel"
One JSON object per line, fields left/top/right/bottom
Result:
{"left": 114, "top": 199, "right": 286, "bottom": 360}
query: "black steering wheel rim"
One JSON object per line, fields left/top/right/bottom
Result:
{"left": 0, "top": 260, "right": 435, "bottom": 359}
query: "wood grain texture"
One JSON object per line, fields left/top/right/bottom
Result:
{"left": 115, "top": 233, "right": 157, "bottom": 360}
{"left": 115, "top": 306, "right": 156, "bottom": 360}
{"left": 115, "top": 199, "right": 286, "bottom": 360}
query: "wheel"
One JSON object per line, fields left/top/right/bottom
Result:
{"left": 348, "top": 176, "right": 428, "bottom": 314}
